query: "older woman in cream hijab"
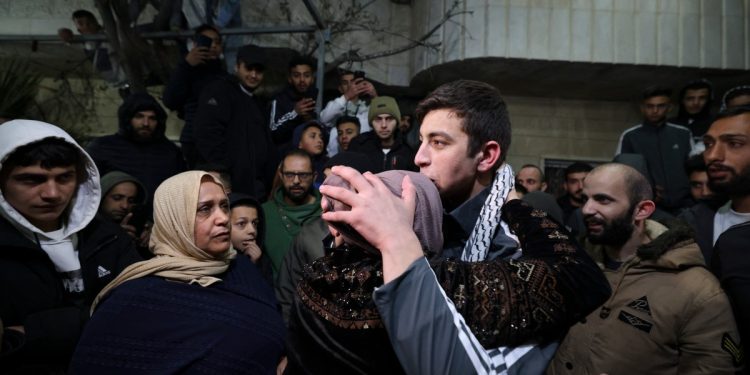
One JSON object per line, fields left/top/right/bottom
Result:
{"left": 71, "top": 171, "right": 285, "bottom": 374}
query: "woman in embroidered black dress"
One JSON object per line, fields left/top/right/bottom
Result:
{"left": 284, "top": 170, "right": 443, "bottom": 374}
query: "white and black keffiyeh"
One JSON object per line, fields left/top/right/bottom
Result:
{"left": 461, "top": 163, "right": 518, "bottom": 262}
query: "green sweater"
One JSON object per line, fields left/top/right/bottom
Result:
{"left": 262, "top": 188, "right": 322, "bottom": 276}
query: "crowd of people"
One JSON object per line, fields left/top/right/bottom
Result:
{"left": 1, "top": 12, "right": 749, "bottom": 375}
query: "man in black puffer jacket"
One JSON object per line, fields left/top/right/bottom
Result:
{"left": 0, "top": 120, "right": 141, "bottom": 374}
{"left": 193, "top": 44, "right": 278, "bottom": 199}
{"left": 86, "top": 92, "right": 185, "bottom": 208}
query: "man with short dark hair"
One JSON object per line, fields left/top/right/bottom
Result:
{"left": 163, "top": 24, "right": 227, "bottom": 168}
{"left": 348, "top": 96, "right": 417, "bottom": 172}
{"left": 704, "top": 104, "right": 750, "bottom": 355}
{"left": 616, "top": 86, "right": 694, "bottom": 213}
{"left": 669, "top": 79, "right": 714, "bottom": 146}
{"left": 194, "top": 44, "right": 278, "bottom": 198}
{"left": 516, "top": 164, "right": 547, "bottom": 193}
{"left": 682, "top": 107, "right": 750, "bottom": 260}
{"left": 549, "top": 163, "right": 742, "bottom": 374}
{"left": 0, "top": 120, "right": 140, "bottom": 372}
{"left": 262, "top": 150, "right": 321, "bottom": 275}
{"left": 321, "top": 80, "right": 610, "bottom": 374}
{"left": 269, "top": 56, "right": 318, "bottom": 149}
{"left": 87, "top": 93, "right": 185, "bottom": 207}
{"left": 335, "top": 116, "right": 360, "bottom": 152}
{"left": 320, "top": 70, "right": 378, "bottom": 155}
{"left": 557, "top": 162, "right": 593, "bottom": 224}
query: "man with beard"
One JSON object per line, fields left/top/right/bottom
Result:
{"left": 707, "top": 105, "right": 750, "bottom": 360}
{"left": 193, "top": 44, "right": 278, "bottom": 198}
{"left": 557, "top": 162, "right": 593, "bottom": 226}
{"left": 262, "top": 150, "right": 322, "bottom": 275}
{"left": 616, "top": 86, "right": 694, "bottom": 213}
{"left": 269, "top": 56, "right": 319, "bottom": 150}
{"left": 680, "top": 107, "right": 750, "bottom": 264}
{"left": 548, "top": 163, "right": 742, "bottom": 374}
{"left": 87, "top": 93, "right": 185, "bottom": 207}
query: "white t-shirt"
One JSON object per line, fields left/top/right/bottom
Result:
{"left": 713, "top": 201, "right": 750, "bottom": 245}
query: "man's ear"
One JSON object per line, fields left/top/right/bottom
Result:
{"left": 476, "top": 141, "right": 502, "bottom": 173}
{"left": 633, "top": 200, "right": 656, "bottom": 221}
{"left": 541, "top": 182, "right": 548, "bottom": 192}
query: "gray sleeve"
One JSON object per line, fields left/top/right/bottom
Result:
{"left": 373, "top": 258, "right": 540, "bottom": 375}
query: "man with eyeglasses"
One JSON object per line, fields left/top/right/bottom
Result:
{"left": 616, "top": 86, "right": 694, "bottom": 214}
{"left": 262, "top": 150, "right": 322, "bottom": 275}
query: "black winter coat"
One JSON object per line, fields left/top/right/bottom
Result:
{"left": 270, "top": 86, "right": 319, "bottom": 147}
{"left": 162, "top": 59, "right": 227, "bottom": 144}
{"left": 86, "top": 93, "right": 186, "bottom": 202}
{"left": 347, "top": 131, "right": 417, "bottom": 173}
{"left": 712, "top": 221, "right": 750, "bottom": 351}
{"left": 193, "top": 76, "right": 279, "bottom": 199}
{"left": 0, "top": 216, "right": 141, "bottom": 373}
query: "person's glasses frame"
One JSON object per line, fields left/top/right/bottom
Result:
{"left": 281, "top": 171, "right": 314, "bottom": 181}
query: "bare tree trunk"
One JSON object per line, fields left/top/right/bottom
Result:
{"left": 95, "top": 0, "right": 174, "bottom": 92}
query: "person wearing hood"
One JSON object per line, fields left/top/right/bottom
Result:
{"left": 86, "top": 92, "right": 186, "bottom": 209}
{"left": 269, "top": 56, "right": 319, "bottom": 149}
{"left": 193, "top": 44, "right": 278, "bottom": 199}
{"left": 668, "top": 79, "right": 714, "bottom": 149}
{"left": 348, "top": 96, "right": 418, "bottom": 173}
{"left": 548, "top": 163, "right": 742, "bottom": 374}
{"left": 162, "top": 24, "right": 228, "bottom": 169}
{"left": 98, "top": 171, "right": 152, "bottom": 259}
{"left": 0, "top": 120, "right": 141, "bottom": 373}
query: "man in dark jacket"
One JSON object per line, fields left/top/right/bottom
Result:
{"left": 680, "top": 107, "right": 750, "bottom": 264}
{"left": 269, "top": 56, "right": 319, "bottom": 150}
{"left": 616, "top": 86, "right": 694, "bottom": 213}
{"left": 695, "top": 107, "right": 750, "bottom": 349}
{"left": 162, "top": 24, "right": 227, "bottom": 168}
{"left": 193, "top": 44, "right": 278, "bottom": 199}
{"left": 556, "top": 161, "right": 593, "bottom": 225}
{"left": 348, "top": 96, "right": 417, "bottom": 172}
{"left": 86, "top": 92, "right": 185, "bottom": 206}
{"left": 0, "top": 120, "right": 140, "bottom": 373}
{"left": 668, "top": 79, "right": 714, "bottom": 147}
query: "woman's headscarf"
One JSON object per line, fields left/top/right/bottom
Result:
{"left": 321, "top": 170, "right": 443, "bottom": 256}
{"left": 91, "top": 171, "right": 236, "bottom": 312}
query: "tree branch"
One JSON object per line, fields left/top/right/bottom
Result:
{"left": 325, "top": 1, "right": 469, "bottom": 70}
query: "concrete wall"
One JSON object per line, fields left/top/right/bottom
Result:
{"left": 504, "top": 95, "right": 640, "bottom": 171}
{"left": 413, "top": 0, "right": 749, "bottom": 73}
